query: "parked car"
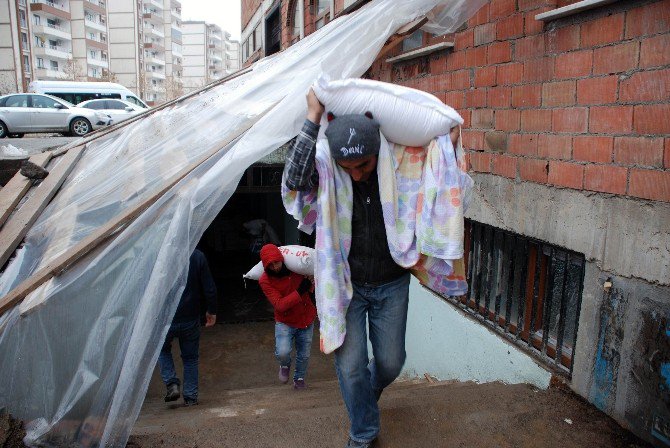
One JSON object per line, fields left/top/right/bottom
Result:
{"left": 77, "top": 99, "right": 145, "bottom": 124}
{"left": 0, "top": 93, "right": 112, "bottom": 138}
{"left": 28, "top": 80, "right": 149, "bottom": 109}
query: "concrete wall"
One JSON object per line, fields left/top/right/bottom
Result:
{"left": 466, "top": 173, "right": 670, "bottom": 446}
{"left": 403, "top": 277, "right": 552, "bottom": 389}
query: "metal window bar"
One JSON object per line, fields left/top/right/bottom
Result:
{"left": 457, "top": 220, "right": 585, "bottom": 374}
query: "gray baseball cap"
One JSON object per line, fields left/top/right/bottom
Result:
{"left": 325, "top": 112, "right": 381, "bottom": 160}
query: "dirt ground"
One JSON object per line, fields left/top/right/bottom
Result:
{"left": 129, "top": 321, "right": 650, "bottom": 448}
{"left": 0, "top": 411, "right": 26, "bottom": 448}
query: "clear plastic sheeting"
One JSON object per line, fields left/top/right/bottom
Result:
{"left": 0, "top": 1, "right": 485, "bottom": 446}
{"left": 422, "top": 1, "right": 488, "bottom": 35}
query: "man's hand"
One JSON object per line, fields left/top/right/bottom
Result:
{"left": 306, "top": 88, "right": 325, "bottom": 124}
{"left": 205, "top": 312, "right": 217, "bottom": 327}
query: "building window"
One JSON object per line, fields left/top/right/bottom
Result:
{"left": 21, "top": 32, "right": 28, "bottom": 46}
{"left": 50, "top": 60, "right": 58, "bottom": 70}
{"left": 32, "top": 14, "right": 40, "bottom": 26}
{"left": 20, "top": 11, "right": 26, "bottom": 27}
{"left": 23, "top": 55, "right": 30, "bottom": 72}
{"left": 289, "top": 0, "right": 301, "bottom": 42}
{"left": 402, "top": 30, "right": 424, "bottom": 52}
{"left": 314, "top": 0, "right": 328, "bottom": 15}
{"left": 253, "top": 26, "right": 261, "bottom": 51}
{"left": 36, "top": 57, "right": 44, "bottom": 68}
{"left": 313, "top": 0, "right": 329, "bottom": 30}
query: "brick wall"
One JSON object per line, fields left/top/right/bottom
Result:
{"left": 242, "top": 0, "right": 263, "bottom": 30}
{"left": 365, "top": 0, "right": 670, "bottom": 202}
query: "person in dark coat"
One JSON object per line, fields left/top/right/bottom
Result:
{"left": 158, "top": 249, "right": 217, "bottom": 406}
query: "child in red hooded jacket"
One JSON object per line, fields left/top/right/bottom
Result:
{"left": 258, "top": 244, "right": 317, "bottom": 389}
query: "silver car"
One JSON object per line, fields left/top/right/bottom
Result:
{"left": 77, "top": 99, "right": 145, "bottom": 124}
{"left": 0, "top": 93, "right": 112, "bottom": 138}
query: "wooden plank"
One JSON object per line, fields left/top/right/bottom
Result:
{"left": 0, "top": 105, "right": 275, "bottom": 317}
{"left": 377, "top": 17, "right": 429, "bottom": 60}
{"left": 0, "top": 147, "right": 84, "bottom": 269}
{"left": 51, "top": 67, "right": 254, "bottom": 158}
{"left": 0, "top": 152, "right": 53, "bottom": 229}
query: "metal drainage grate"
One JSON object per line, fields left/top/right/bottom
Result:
{"left": 456, "top": 220, "right": 585, "bottom": 374}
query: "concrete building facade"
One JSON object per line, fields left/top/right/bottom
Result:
{"left": 240, "top": 0, "right": 670, "bottom": 446}
{"left": 0, "top": 0, "right": 112, "bottom": 94}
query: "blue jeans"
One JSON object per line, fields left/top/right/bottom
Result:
{"left": 275, "top": 322, "right": 314, "bottom": 380}
{"left": 158, "top": 319, "right": 200, "bottom": 400}
{"left": 335, "top": 273, "right": 411, "bottom": 443}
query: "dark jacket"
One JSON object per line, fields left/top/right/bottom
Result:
{"left": 284, "top": 119, "right": 406, "bottom": 286}
{"left": 259, "top": 272, "right": 317, "bottom": 329}
{"left": 173, "top": 249, "right": 218, "bottom": 323}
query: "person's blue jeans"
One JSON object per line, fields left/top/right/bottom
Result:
{"left": 158, "top": 319, "right": 200, "bottom": 400}
{"left": 275, "top": 322, "right": 314, "bottom": 380}
{"left": 334, "top": 273, "right": 411, "bottom": 444}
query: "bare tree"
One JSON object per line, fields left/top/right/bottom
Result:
{"left": 99, "top": 69, "right": 119, "bottom": 83}
{"left": 163, "top": 75, "right": 184, "bottom": 102}
{"left": 61, "top": 59, "right": 86, "bottom": 81}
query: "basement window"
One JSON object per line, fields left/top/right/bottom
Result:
{"left": 387, "top": 29, "right": 454, "bottom": 64}
{"left": 455, "top": 220, "right": 585, "bottom": 374}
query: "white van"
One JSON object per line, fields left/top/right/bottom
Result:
{"left": 28, "top": 81, "right": 149, "bottom": 109}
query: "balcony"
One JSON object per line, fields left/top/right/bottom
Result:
{"left": 87, "top": 56, "right": 108, "bottom": 68}
{"left": 142, "top": 10, "right": 162, "bottom": 24}
{"left": 144, "top": 25, "right": 165, "bottom": 38}
{"left": 171, "top": 48, "right": 182, "bottom": 58}
{"left": 210, "top": 54, "right": 222, "bottom": 62}
{"left": 30, "top": 1, "right": 71, "bottom": 20}
{"left": 86, "top": 38, "right": 107, "bottom": 50}
{"left": 85, "top": 17, "right": 107, "bottom": 32}
{"left": 83, "top": 0, "right": 105, "bottom": 15}
{"left": 34, "top": 67, "right": 66, "bottom": 79}
{"left": 144, "top": 0, "right": 164, "bottom": 10}
{"left": 34, "top": 44, "right": 72, "bottom": 60}
{"left": 32, "top": 23, "right": 72, "bottom": 40}
{"left": 144, "top": 41, "right": 165, "bottom": 51}
{"left": 145, "top": 70, "right": 166, "bottom": 80}
{"left": 171, "top": 8, "right": 181, "bottom": 19}
{"left": 145, "top": 55, "right": 165, "bottom": 65}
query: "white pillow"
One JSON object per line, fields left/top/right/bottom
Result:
{"left": 312, "top": 75, "right": 463, "bottom": 147}
{"left": 243, "top": 245, "right": 315, "bottom": 280}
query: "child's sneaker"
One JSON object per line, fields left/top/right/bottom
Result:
{"left": 293, "top": 378, "right": 306, "bottom": 390}
{"left": 278, "top": 366, "right": 290, "bottom": 384}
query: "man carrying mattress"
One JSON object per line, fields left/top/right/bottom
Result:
{"left": 283, "top": 88, "right": 460, "bottom": 448}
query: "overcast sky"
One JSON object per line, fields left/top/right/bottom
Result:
{"left": 181, "top": 0, "right": 242, "bottom": 41}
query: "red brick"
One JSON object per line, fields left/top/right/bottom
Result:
{"left": 469, "top": 4, "right": 490, "bottom": 27}
{"left": 458, "top": 109, "right": 472, "bottom": 128}
{"left": 428, "top": 74, "right": 451, "bottom": 92}
{"left": 466, "top": 89, "right": 487, "bottom": 108}
{"left": 512, "top": 84, "right": 542, "bottom": 107}
{"left": 538, "top": 134, "right": 573, "bottom": 159}
{"left": 488, "top": 41, "right": 512, "bottom": 64}
{"left": 519, "top": 158, "right": 549, "bottom": 183}
{"left": 523, "top": 57, "right": 555, "bottom": 82}
{"left": 452, "top": 70, "right": 471, "bottom": 89}
{"left": 546, "top": 25, "right": 581, "bottom": 53}
{"left": 496, "top": 14, "right": 524, "bottom": 40}
{"left": 492, "top": 154, "right": 517, "bottom": 178}
{"left": 444, "top": 91, "right": 466, "bottom": 109}
{"left": 474, "top": 23, "right": 496, "bottom": 46}
{"left": 634, "top": 105, "right": 670, "bottom": 134}
{"left": 466, "top": 46, "right": 488, "bottom": 67}
{"left": 590, "top": 106, "right": 633, "bottom": 134}
{"left": 519, "top": 0, "right": 554, "bottom": 10}
{"left": 524, "top": 10, "right": 546, "bottom": 35}
{"left": 554, "top": 50, "right": 593, "bottom": 79}
{"left": 488, "top": 86, "right": 512, "bottom": 108}
{"left": 447, "top": 51, "right": 467, "bottom": 71}
{"left": 497, "top": 63, "right": 523, "bottom": 86}
{"left": 666, "top": 139, "right": 670, "bottom": 169}
{"left": 573, "top": 136, "right": 613, "bottom": 163}
{"left": 549, "top": 161, "right": 584, "bottom": 189}
{"left": 475, "top": 66, "right": 497, "bottom": 87}
{"left": 495, "top": 109, "right": 520, "bottom": 131}
{"left": 509, "top": 133, "right": 539, "bottom": 156}
{"left": 470, "top": 152, "right": 492, "bottom": 172}
{"left": 429, "top": 57, "right": 447, "bottom": 75}
{"left": 614, "top": 137, "right": 665, "bottom": 167}
{"left": 542, "top": 81, "right": 576, "bottom": 107}
{"left": 455, "top": 29, "right": 474, "bottom": 49}
{"left": 580, "top": 13, "right": 624, "bottom": 48}
{"left": 577, "top": 76, "right": 618, "bottom": 105}
{"left": 472, "top": 109, "right": 494, "bottom": 128}
{"left": 462, "top": 130, "right": 486, "bottom": 150}
{"left": 516, "top": 34, "right": 546, "bottom": 60}
{"left": 490, "top": 0, "right": 517, "bottom": 20}
{"left": 553, "top": 108, "right": 589, "bottom": 133}
{"left": 628, "top": 169, "right": 670, "bottom": 202}
{"left": 620, "top": 69, "right": 670, "bottom": 103}
{"left": 521, "top": 109, "right": 552, "bottom": 132}
{"left": 584, "top": 165, "right": 628, "bottom": 194}
{"left": 625, "top": 0, "right": 670, "bottom": 38}
{"left": 593, "top": 42, "right": 639, "bottom": 75}
{"left": 640, "top": 35, "right": 670, "bottom": 68}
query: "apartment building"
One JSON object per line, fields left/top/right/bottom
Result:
{"left": 0, "top": 0, "right": 110, "bottom": 94}
{"left": 181, "top": 21, "right": 239, "bottom": 93}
